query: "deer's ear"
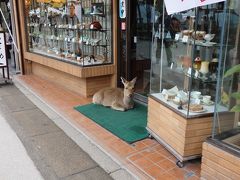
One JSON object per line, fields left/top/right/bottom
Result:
{"left": 131, "top": 77, "right": 137, "bottom": 86}
{"left": 120, "top": 77, "right": 127, "bottom": 85}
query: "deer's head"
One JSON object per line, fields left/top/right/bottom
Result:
{"left": 121, "top": 77, "right": 137, "bottom": 98}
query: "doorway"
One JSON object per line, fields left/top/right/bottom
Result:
{"left": 118, "top": 0, "right": 154, "bottom": 104}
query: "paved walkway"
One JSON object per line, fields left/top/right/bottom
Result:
{"left": 0, "top": 83, "right": 112, "bottom": 180}
{"left": 0, "top": 113, "right": 43, "bottom": 180}
{"left": 12, "top": 75, "right": 202, "bottom": 180}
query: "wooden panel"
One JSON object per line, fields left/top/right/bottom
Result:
{"left": 201, "top": 142, "right": 240, "bottom": 180}
{"left": 81, "top": 65, "right": 115, "bottom": 78}
{"left": 147, "top": 97, "right": 212, "bottom": 158}
{"left": 32, "top": 62, "right": 87, "bottom": 96}
{"left": 86, "top": 75, "right": 112, "bottom": 97}
{"left": 148, "top": 98, "right": 186, "bottom": 156}
{"left": 201, "top": 164, "right": 231, "bottom": 180}
{"left": 31, "top": 63, "right": 113, "bottom": 97}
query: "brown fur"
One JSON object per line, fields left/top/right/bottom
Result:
{"left": 92, "top": 77, "right": 137, "bottom": 111}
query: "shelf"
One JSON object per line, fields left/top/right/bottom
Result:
{"left": 83, "top": 13, "right": 105, "bottom": 17}
{"left": 150, "top": 93, "right": 228, "bottom": 119}
{"left": 175, "top": 39, "right": 218, "bottom": 47}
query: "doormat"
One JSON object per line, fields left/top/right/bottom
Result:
{"left": 74, "top": 103, "right": 149, "bottom": 143}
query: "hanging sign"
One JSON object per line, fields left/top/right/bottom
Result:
{"left": 164, "top": 0, "right": 226, "bottom": 15}
{"left": 119, "top": 0, "right": 126, "bottom": 19}
{"left": 0, "top": 32, "right": 7, "bottom": 66}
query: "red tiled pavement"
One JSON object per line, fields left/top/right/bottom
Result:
{"left": 16, "top": 75, "right": 201, "bottom": 180}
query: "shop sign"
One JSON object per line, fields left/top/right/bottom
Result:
{"left": 121, "top": 22, "right": 126, "bottom": 30}
{"left": 164, "top": 0, "right": 226, "bottom": 15}
{"left": 119, "top": 0, "right": 126, "bottom": 19}
{"left": 0, "top": 32, "right": 7, "bottom": 66}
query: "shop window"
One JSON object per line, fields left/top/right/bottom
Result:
{"left": 24, "top": 0, "right": 112, "bottom": 67}
{"left": 211, "top": 0, "right": 240, "bottom": 154}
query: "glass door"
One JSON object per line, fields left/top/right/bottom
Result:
{"left": 129, "top": 0, "right": 154, "bottom": 103}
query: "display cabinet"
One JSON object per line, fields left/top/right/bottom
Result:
{"left": 201, "top": 0, "right": 240, "bottom": 177}
{"left": 25, "top": 0, "right": 112, "bottom": 67}
{"left": 147, "top": 1, "right": 233, "bottom": 166}
{"left": 150, "top": 2, "right": 229, "bottom": 118}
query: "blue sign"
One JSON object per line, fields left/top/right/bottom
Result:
{"left": 119, "top": 0, "right": 126, "bottom": 19}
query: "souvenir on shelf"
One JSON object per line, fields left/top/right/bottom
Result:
{"left": 25, "top": 0, "right": 112, "bottom": 67}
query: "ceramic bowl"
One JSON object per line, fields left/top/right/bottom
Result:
{"left": 191, "top": 91, "right": 201, "bottom": 99}
{"left": 204, "top": 34, "right": 215, "bottom": 42}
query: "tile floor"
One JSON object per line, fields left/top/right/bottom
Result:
{"left": 16, "top": 75, "right": 201, "bottom": 180}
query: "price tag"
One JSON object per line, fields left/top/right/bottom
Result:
{"left": 195, "top": 71, "right": 199, "bottom": 78}
{"left": 175, "top": 34, "right": 180, "bottom": 41}
{"left": 182, "top": 35, "right": 189, "bottom": 43}
{"left": 187, "top": 67, "right": 192, "bottom": 75}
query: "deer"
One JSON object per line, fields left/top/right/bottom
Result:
{"left": 92, "top": 77, "right": 137, "bottom": 111}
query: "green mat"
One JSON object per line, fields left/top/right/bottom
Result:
{"left": 74, "top": 103, "right": 149, "bottom": 143}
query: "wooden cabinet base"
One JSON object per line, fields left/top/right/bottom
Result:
{"left": 201, "top": 141, "right": 240, "bottom": 180}
{"left": 30, "top": 62, "right": 112, "bottom": 97}
{"left": 147, "top": 97, "right": 213, "bottom": 162}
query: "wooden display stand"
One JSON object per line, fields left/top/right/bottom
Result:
{"left": 147, "top": 96, "right": 213, "bottom": 166}
{"left": 147, "top": 96, "right": 234, "bottom": 167}
{"left": 201, "top": 141, "right": 240, "bottom": 179}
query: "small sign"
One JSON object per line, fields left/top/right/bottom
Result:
{"left": 175, "top": 34, "right": 180, "bottom": 41}
{"left": 0, "top": 32, "right": 7, "bottom": 66}
{"left": 121, "top": 22, "right": 126, "bottom": 30}
{"left": 119, "top": 0, "right": 126, "bottom": 19}
{"left": 187, "top": 67, "right": 192, "bottom": 76}
{"left": 182, "top": 35, "right": 189, "bottom": 43}
{"left": 134, "top": 36, "right": 137, "bottom": 43}
{"left": 164, "top": 0, "right": 226, "bottom": 15}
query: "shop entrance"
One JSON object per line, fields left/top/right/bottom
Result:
{"left": 118, "top": 0, "right": 154, "bottom": 104}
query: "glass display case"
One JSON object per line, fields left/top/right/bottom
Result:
{"left": 210, "top": 0, "right": 240, "bottom": 155}
{"left": 150, "top": 1, "right": 230, "bottom": 118}
{"left": 25, "top": 0, "right": 112, "bottom": 67}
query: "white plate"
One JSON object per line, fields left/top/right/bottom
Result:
{"left": 182, "top": 105, "right": 207, "bottom": 113}
{"left": 201, "top": 100, "right": 214, "bottom": 106}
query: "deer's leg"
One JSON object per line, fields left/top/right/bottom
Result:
{"left": 111, "top": 102, "right": 125, "bottom": 111}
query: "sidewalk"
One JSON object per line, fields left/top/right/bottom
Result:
{"left": 0, "top": 113, "right": 43, "bottom": 180}
{"left": 12, "top": 75, "right": 201, "bottom": 180}
{"left": 0, "top": 83, "right": 112, "bottom": 180}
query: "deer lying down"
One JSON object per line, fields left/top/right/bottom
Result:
{"left": 92, "top": 77, "right": 137, "bottom": 111}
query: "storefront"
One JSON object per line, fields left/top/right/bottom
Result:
{"left": 17, "top": 0, "right": 117, "bottom": 97}
{"left": 14, "top": 0, "right": 239, "bottom": 175}
{"left": 146, "top": 0, "right": 240, "bottom": 168}
{"left": 200, "top": 0, "right": 240, "bottom": 178}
